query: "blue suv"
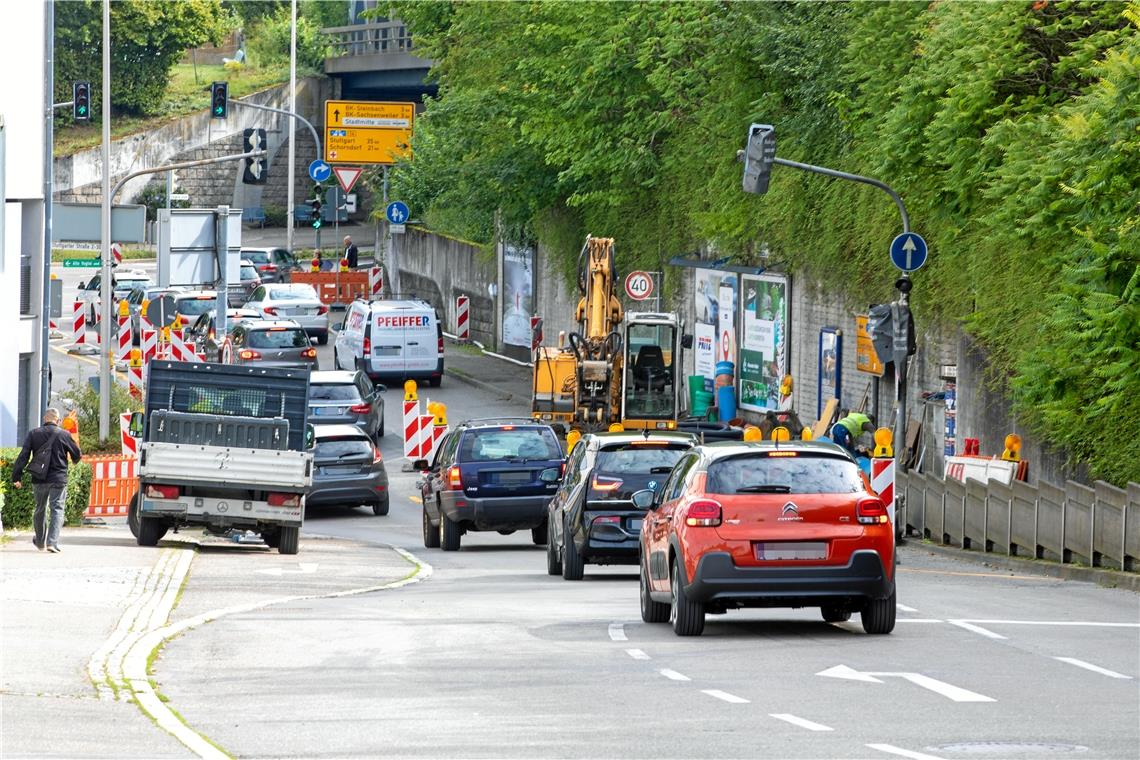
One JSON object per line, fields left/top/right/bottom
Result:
{"left": 416, "top": 419, "right": 565, "bottom": 551}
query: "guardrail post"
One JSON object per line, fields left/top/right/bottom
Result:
{"left": 1007, "top": 497, "right": 1014, "bottom": 557}
{"left": 961, "top": 490, "right": 969, "bottom": 550}
{"left": 941, "top": 491, "right": 948, "bottom": 545}
{"left": 1033, "top": 497, "right": 1042, "bottom": 559}
{"left": 1061, "top": 496, "right": 1070, "bottom": 564}
{"left": 1090, "top": 496, "right": 1099, "bottom": 567}
{"left": 1123, "top": 501, "right": 1131, "bottom": 572}
{"left": 983, "top": 492, "right": 991, "bottom": 553}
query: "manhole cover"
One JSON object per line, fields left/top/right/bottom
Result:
{"left": 931, "top": 742, "right": 1089, "bottom": 755}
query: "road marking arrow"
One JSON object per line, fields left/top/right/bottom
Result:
{"left": 255, "top": 563, "right": 319, "bottom": 577}
{"left": 817, "top": 664, "right": 995, "bottom": 702}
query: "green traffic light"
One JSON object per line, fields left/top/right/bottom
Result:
{"left": 312, "top": 219, "right": 322, "bottom": 229}
{"left": 78, "top": 106, "right": 86, "bottom": 115}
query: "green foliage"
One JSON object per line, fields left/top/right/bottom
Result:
{"left": 57, "top": 378, "right": 143, "bottom": 453}
{"left": 0, "top": 448, "right": 93, "bottom": 530}
{"left": 263, "top": 203, "right": 288, "bottom": 227}
{"left": 134, "top": 181, "right": 191, "bottom": 222}
{"left": 55, "top": 0, "right": 228, "bottom": 117}
{"left": 246, "top": 4, "right": 331, "bottom": 72}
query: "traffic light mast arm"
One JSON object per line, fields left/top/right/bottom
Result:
{"left": 770, "top": 157, "right": 910, "bottom": 236}
{"left": 227, "top": 99, "right": 322, "bottom": 163}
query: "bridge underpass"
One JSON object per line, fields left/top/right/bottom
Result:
{"left": 322, "top": 20, "right": 437, "bottom": 103}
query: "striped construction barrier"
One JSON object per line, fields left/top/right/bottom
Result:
{"left": 141, "top": 327, "right": 158, "bottom": 364}
{"left": 73, "top": 300, "right": 86, "bottom": 345}
{"left": 456, "top": 295, "right": 470, "bottom": 340}
{"left": 871, "top": 457, "right": 896, "bottom": 526}
{"left": 86, "top": 455, "right": 138, "bottom": 517}
{"left": 117, "top": 309, "right": 132, "bottom": 365}
{"left": 403, "top": 399, "right": 421, "bottom": 460}
{"left": 369, "top": 266, "right": 383, "bottom": 298}
{"left": 418, "top": 413, "right": 436, "bottom": 462}
{"left": 120, "top": 412, "right": 139, "bottom": 458}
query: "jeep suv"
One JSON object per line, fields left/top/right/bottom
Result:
{"left": 417, "top": 419, "right": 564, "bottom": 551}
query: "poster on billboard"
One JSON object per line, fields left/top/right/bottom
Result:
{"left": 739, "top": 273, "right": 789, "bottom": 412}
{"left": 501, "top": 243, "right": 535, "bottom": 347}
{"left": 693, "top": 268, "right": 738, "bottom": 388}
{"left": 818, "top": 327, "right": 842, "bottom": 419}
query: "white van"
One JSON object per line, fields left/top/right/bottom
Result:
{"left": 334, "top": 299, "right": 444, "bottom": 387}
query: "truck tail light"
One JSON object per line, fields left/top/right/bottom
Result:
{"left": 447, "top": 465, "right": 463, "bottom": 490}
{"left": 239, "top": 349, "right": 261, "bottom": 360}
{"left": 317, "top": 304, "right": 329, "bottom": 315}
{"left": 301, "top": 347, "right": 318, "bottom": 359}
{"left": 685, "top": 499, "right": 722, "bottom": 527}
{"left": 363, "top": 336, "right": 371, "bottom": 355}
{"left": 857, "top": 497, "right": 889, "bottom": 525}
{"left": 268, "top": 492, "right": 300, "bottom": 508}
{"left": 145, "top": 484, "right": 180, "bottom": 500}
{"left": 438, "top": 336, "right": 444, "bottom": 353}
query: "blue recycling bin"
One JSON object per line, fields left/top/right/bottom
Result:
{"left": 717, "top": 385, "right": 737, "bottom": 422}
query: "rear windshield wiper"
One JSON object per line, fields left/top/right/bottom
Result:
{"left": 736, "top": 484, "right": 792, "bottom": 493}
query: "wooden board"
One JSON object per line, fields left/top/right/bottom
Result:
{"left": 812, "top": 399, "right": 839, "bottom": 441}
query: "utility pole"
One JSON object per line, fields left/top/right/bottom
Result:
{"left": 98, "top": 0, "right": 111, "bottom": 443}
{"left": 40, "top": 0, "right": 55, "bottom": 417}
{"left": 286, "top": 0, "right": 297, "bottom": 255}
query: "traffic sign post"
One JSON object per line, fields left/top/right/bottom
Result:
{"left": 624, "top": 271, "right": 654, "bottom": 301}
{"left": 325, "top": 100, "right": 414, "bottom": 165}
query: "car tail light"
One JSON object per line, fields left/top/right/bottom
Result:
{"left": 349, "top": 403, "right": 372, "bottom": 414}
{"left": 268, "top": 492, "right": 301, "bottom": 508}
{"left": 301, "top": 347, "right": 318, "bottom": 359}
{"left": 363, "top": 336, "right": 371, "bottom": 355}
{"left": 317, "top": 304, "right": 329, "bottom": 315}
{"left": 447, "top": 465, "right": 463, "bottom": 490}
{"left": 592, "top": 515, "right": 620, "bottom": 526}
{"left": 685, "top": 499, "right": 722, "bottom": 527}
{"left": 239, "top": 349, "right": 261, "bottom": 360}
{"left": 438, "top": 336, "right": 444, "bottom": 353}
{"left": 591, "top": 476, "right": 622, "bottom": 492}
{"left": 145, "top": 484, "right": 180, "bottom": 500}
{"left": 257, "top": 264, "right": 277, "bottom": 273}
{"left": 373, "top": 447, "right": 383, "bottom": 464}
{"left": 208, "top": 328, "right": 216, "bottom": 340}
{"left": 263, "top": 306, "right": 278, "bottom": 316}
{"left": 857, "top": 497, "right": 889, "bottom": 525}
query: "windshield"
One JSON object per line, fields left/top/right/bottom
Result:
{"left": 314, "top": 438, "right": 372, "bottom": 461}
{"left": 459, "top": 428, "right": 562, "bottom": 462}
{"left": 309, "top": 384, "right": 363, "bottom": 402}
{"left": 623, "top": 323, "right": 677, "bottom": 420}
{"left": 595, "top": 444, "right": 689, "bottom": 475}
{"left": 248, "top": 329, "right": 309, "bottom": 348}
{"left": 176, "top": 297, "right": 217, "bottom": 316}
{"left": 269, "top": 286, "right": 317, "bottom": 301}
{"left": 243, "top": 251, "right": 270, "bottom": 265}
{"left": 706, "top": 454, "right": 864, "bottom": 495}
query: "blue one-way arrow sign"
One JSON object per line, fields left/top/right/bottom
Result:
{"left": 890, "top": 232, "right": 928, "bottom": 273}
{"left": 386, "top": 201, "right": 409, "bottom": 224}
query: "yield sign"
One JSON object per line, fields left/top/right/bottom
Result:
{"left": 333, "top": 166, "right": 364, "bottom": 194}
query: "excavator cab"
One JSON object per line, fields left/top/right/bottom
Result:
{"left": 621, "top": 312, "right": 687, "bottom": 430}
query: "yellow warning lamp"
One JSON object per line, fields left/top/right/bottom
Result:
{"left": 50, "top": 273, "right": 58, "bottom": 280}
{"left": 608, "top": 423, "right": 625, "bottom": 433}
{"left": 779, "top": 375, "right": 794, "bottom": 397}
{"left": 129, "top": 347, "right": 142, "bottom": 368}
{"left": 403, "top": 379, "right": 418, "bottom": 402}
{"left": 429, "top": 402, "right": 448, "bottom": 426}
{"left": 565, "top": 429, "right": 582, "bottom": 451}
{"left": 742, "top": 425, "right": 762, "bottom": 442}
{"left": 311, "top": 258, "right": 321, "bottom": 272}
{"left": 172, "top": 314, "right": 183, "bottom": 330}
{"left": 118, "top": 299, "right": 130, "bottom": 318}
{"left": 873, "top": 427, "right": 894, "bottom": 458}
{"left": 771, "top": 426, "right": 790, "bottom": 442}
{"left": 339, "top": 258, "right": 349, "bottom": 272}
{"left": 140, "top": 298, "right": 150, "bottom": 316}
{"left": 161, "top": 325, "right": 171, "bottom": 343}
{"left": 1001, "top": 433, "right": 1022, "bottom": 462}
{"left": 62, "top": 410, "right": 80, "bottom": 444}
{"left": 801, "top": 427, "right": 814, "bottom": 441}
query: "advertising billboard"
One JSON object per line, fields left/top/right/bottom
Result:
{"left": 693, "top": 268, "right": 738, "bottom": 388}
{"left": 501, "top": 243, "right": 535, "bottom": 347}
{"left": 739, "top": 273, "right": 789, "bottom": 412}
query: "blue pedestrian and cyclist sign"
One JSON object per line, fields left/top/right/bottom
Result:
{"left": 889, "top": 232, "right": 928, "bottom": 273}
{"left": 386, "top": 201, "right": 410, "bottom": 224}
{"left": 308, "top": 159, "right": 332, "bottom": 183}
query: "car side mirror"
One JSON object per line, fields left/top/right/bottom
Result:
{"left": 77, "top": 280, "right": 87, "bottom": 290}
{"left": 375, "top": 384, "right": 387, "bottom": 393}
{"left": 631, "top": 489, "right": 656, "bottom": 509}
{"left": 539, "top": 467, "right": 561, "bottom": 483}
{"left": 681, "top": 333, "right": 694, "bottom": 349}
{"left": 128, "top": 411, "right": 144, "bottom": 438}
{"left": 412, "top": 459, "right": 430, "bottom": 472}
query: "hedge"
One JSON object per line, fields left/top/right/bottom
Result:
{"left": 0, "top": 447, "right": 92, "bottom": 530}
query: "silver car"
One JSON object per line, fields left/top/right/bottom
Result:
{"left": 308, "top": 370, "right": 386, "bottom": 441}
{"left": 307, "top": 425, "right": 390, "bottom": 515}
{"left": 229, "top": 320, "right": 318, "bottom": 369}
{"left": 244, "top": 283, "right": 330, "bottom": 345}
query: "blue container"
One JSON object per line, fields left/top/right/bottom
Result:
{"left": 715, "top": 361, "right": 735, "bottom": 378}
{"left": 717, "top": 385, "right": 737, "bottom": 422}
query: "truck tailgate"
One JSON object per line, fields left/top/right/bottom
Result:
{"left": 141, "top": 443, "right": 312, "bottom": 489}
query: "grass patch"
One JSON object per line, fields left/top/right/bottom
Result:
{"left": 51, "top": 248, "right": 153, "bottom": 263}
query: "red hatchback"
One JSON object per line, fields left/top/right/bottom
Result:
{"left": 637, "top": 440, "right": 896, "bottom": 636}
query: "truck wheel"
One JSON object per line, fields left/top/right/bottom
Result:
{"left": 546, "top": 521, "right": 562, "bottom": 576}
{"left": 670, "top": 557, "right": 705, "bottom": 636}
{"left": 278, "top": 526, "right": 300, "bottom": 555}
{"left": 262, "top": 530, "right": 280, "bottom": 549}
{"left": 428, "top": 376, "right": 441, "bottom": 388}
{"left": 531, "top": 519, "right": 548, "bottom": 546}
{"left": 561, "top": 517, "right": 584, "bottom": 581}
{"left": 372, "top": 496, "right": 390, "bottom": 516}
{"left": 137, "top": 516, "right": 167, "bottom": 547}
{"left": 440, "top": 512, "right": 461, "bottom": 551}
{"left": 127, "top": 492, "right": 140, "bottom": 539}
{"left": 422, "top": 505, "right": 440, "bottom": 548}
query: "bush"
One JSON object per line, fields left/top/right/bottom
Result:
{"left": 0, "top": 447, "right": 92, "bottom": 530}
{"left": 57, "top": 377, "right": 142, "bottom": 454}
{"left": 263, "top": 203, "right": 287, "bottom": 227}
{"left": 247, "top": 6, "right": 329, "bottom": 73}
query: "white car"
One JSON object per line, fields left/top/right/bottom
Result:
{"left": 76, "top": 269, "right": 152, "bottom": 324}
{"left": 244, "top": 283, "right": 330, "bottom": 344}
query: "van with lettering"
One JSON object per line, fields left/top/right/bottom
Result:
{"left": 334, "top": 299, "right": 444, "bottom": 387}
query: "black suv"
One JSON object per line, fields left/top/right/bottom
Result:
{"left": 546, "top": 431, "right": 696, "bottom": 580}
{"left": 417, "top": 419, "right": 565, "bottom": 551}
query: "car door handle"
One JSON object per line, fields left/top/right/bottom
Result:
{"left": 407, "top": 342, "right": 419, "bottom": 346}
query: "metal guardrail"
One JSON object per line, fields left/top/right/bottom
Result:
{"left": 322, "top": 21, "right": 414, "bottom": 57}
{"left": 899, "top": 470, "right": 1140, "bottom": 572}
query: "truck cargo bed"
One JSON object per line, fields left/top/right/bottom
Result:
{"left": 148, "top": 410, "right": 290, "bottom": 450}
{"left": 140, "top": 442, "right": 312, "bottom": 490}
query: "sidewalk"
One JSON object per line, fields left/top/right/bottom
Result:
{"left": 443, "top": 341, "right": 534, "bottom": 403}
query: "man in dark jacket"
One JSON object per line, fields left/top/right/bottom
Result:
{"left": 343, "top": 235, "right": 359, "bottom": 269}
{"left": 12, "top": 408, "right": 83, "bottom": 552}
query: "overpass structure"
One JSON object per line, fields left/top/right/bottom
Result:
{"left": 322, "top": 20, "right": 437, "bottom": 103}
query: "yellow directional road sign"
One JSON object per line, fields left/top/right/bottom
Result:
{"left": 324, "top": 100, "right": 414, "bottom": 165}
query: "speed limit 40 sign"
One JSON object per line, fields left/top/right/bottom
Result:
{"left": 624, "top": 271, "right": 654, "bottom": 301}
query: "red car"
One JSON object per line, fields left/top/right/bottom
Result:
{"left": 636, "top": 440, "right": 896, "bottom": 636}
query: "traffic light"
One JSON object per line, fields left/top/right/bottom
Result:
{"left": 742, "top": 123, "right": 777, "bottom": 195}
{"left": 310, "top": 198, "right": 323, "bottom": 229}
{"left": 242, "top": 128, "right": 267, "bottom": 185}
{"left": 209, "top": 81, "right": 228, "bottom": 119}
{"left": 72, "top": 81, "right": 91, "bottom": 121}
{"left": 867, "top": 302, "right": 916, "bottom": 369}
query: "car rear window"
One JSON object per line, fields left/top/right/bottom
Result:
{"left": 243, "top": 251, "right": 270, "bottom": 264}
{"left": 314, "top": 438, "right": 372, "bottom": 460}
{"left": 595, "top": 443, "right": 690, "bottom": 476}
{"left": 248, "top": 328, "right": 309, "bottom": 348}
{"left": 705, "top": 454, "right": 864, "bottom": 495}
{"left": 176, "top": 297, "right": 217, "bottom": 315}
{"left": 309, "top": 383, "right": 362, "bottom": 402}
{"left": 240, "top": 265, "right": 259, "bottom": 282}
{"left": 270, "top": 286, "right": 317, "bottom": 301}
{"left": 459, "top": 427, "right": 562, "bottom": 462}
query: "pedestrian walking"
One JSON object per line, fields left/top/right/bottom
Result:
{"left": 12, "top": 408, "right": 83, "bottom": 553}
{"left": 343, "top": 235, "right": 359, "bottom": 269}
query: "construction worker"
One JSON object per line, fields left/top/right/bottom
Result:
{"left": 832, "top": 411, "right": 875, "bottom": 457}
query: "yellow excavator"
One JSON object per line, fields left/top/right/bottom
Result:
{"left": 532, "top": 236, "right": 691, "bottom": 433}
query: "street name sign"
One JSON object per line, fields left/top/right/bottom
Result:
{"left": 324, "top": 100, "right": 414, "bottom": 165}
{"left": 63, "top": 259, "right": 101, "bottom": 268}
{"left": 889, "top": 232, "right": 928, "bottom": 273}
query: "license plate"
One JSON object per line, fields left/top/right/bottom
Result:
{"left": 755, "top": 542, "right": 827, "bottom": 560}
{"left": 313, "top": 407, "right": 343, "bottom": 416}
{"left": 629, "top": 518, "right": 643, "bottom": 532}
{"left": 497, "top": 471, "right": 530, "bottom": 483}
{"left": 376, "top": 347, "right": 400, "bottom": 356}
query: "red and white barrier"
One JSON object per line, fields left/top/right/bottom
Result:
{"left": 117, "top": 311, "right": 132, "bottom": 365}
{"left": 870, "top": 457, "right": 896, "bottom": 525}
{"left": 403, "top": 399, "right": 421, "bottom": 460}
{"left": 72, "top": 300, "right": 86, "bottom": 345}
{"left": 369, "top": 266, "right": 383, "bottom": 298}
{"left": 128, "top": 361, "right": 144, "bottom": 400}
{"left": 120, "top": 412, "right": 139, "bottom": 458}
{"left": 456, "top": 295, "right": 470, "bottom": 340}
{"left": 111, "top": 242, "right": 123, "bottom": 265}
{"left": 141, "top": 328, "right": 158, "bottom": 364}
{"left": 169, "top": 328, "right": 189, "bottom": 362}
{"left": 418, "top": 413, "right": 436, "bottom": 462}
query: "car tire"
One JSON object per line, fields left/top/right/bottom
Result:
{"left": 278, "top": 526, "right": 300, "bottom": 555}
{"left": 137, "top": 516, "right": 167, "bottom": 547}
{"left": 262, "top": 530, "right": 281, "bottom": 549}
{"left": 372, "top": 496, "right": 390, "bottom": 516}
{"left": 531, "top": 519, "right": 548, "bottom": 546}
{"left": 428, "top": 376, "right": 441, "bottom": 388}
{"left": 670, "top": 557, "right": 705, "bottom": 636}
{"left": 422, "top": 505, "right": 440, "bottom": 548}
{"left": 317, "top": 333, "right": 329, "bottom": 346}
{"left": 440, "top": 511, "right": 461, "bottom": 551}
{"left": 127, "top": 492, "right": 140, "bottom": 539}
{"left": 821, "top": 604, "right": 852, "bottom": 623}
{"left": 546, "top": 520, "right": 562, "bottom": 576}
{"left": 561, "top": 517, "right": 584, "bottom": 581}
{"left": 640, "top": 554, "right": 669, "bottom": 623}
{"left": 861, "top": 587, "right": 896, "bottom": 635}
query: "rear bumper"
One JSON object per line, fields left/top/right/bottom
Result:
{"left": 440, "top": 491, "right": 551, "bottom": 530}
{"left": 684, "top": 549, "right": 893, "bottom": 604}
{"left": 365, "top": 361, "right": 443, "bottom": 384}
{"left": 307, "top": 471, "right": 388, "bottom": 507}
{"left": 581, "top": 512, "right": 643, "bottom": 564}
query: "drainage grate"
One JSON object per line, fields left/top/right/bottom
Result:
{"left": 931, "top": 742, "right": 1089, "bottom": 755}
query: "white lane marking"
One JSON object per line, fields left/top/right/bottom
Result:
{"left": 896, "top": 603, "right": 919, "bottom": 612}
{"left": 608, "top": 622, "right": 627, "bottom": 641}
{"left": 896, "top": 618, "right": 944, "bottom": 623}
{"left": 659, "top": 669, "right": 691, "bottom": 681}
{"left": 948, "top": 620, "right": 1007, "bottom": 640}
{"left": 769, "top": 713, "right": 834, "bottom": 732}
{"left": 701, "top": 689, "right": 750, "bottom": 704}
{"left": 962, "top": 619, "right": 1140, "bottom": 628}
{"left": 625, "top": 648, "right": 650, "bottom": 660}
{"left": 1054, "top": 657, "right": 1133, "bottom": 679}
{"left": 817, "top": 664, "right": 994, "bottom": 702}
{"left": 867, "top": 743, "right": 945, "bottom": 760}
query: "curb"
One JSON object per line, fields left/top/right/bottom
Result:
{"left": 906, "top": 540, "right": 1140, "bottom": 592}
{"left": 444, "top": 365, "right": 517, "bottom": 402}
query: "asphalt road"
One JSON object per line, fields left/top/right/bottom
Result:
{"left": 50, "top": 312, "right": 1140, "bottom": 759}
